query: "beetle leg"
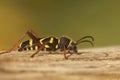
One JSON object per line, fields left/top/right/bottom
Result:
{"left": 0, "top": 29, "right": 40, "bottom": 54}
{"left": 30, "top": 44, "right": 44, "bottom": 58}
{"left": 66, "top": 51, "right": 73, "bottom": 58}
{"left": 64, "top": 46, "right": 68, "bottom": 59}
{"left": 26, "top": 29, "right": 40, "bottom": 42}
{"left": 76, "top": 36, "right": 94, "bottom": 44}
{"left": 78, "top": 40, "right": 94, "bottom": 47}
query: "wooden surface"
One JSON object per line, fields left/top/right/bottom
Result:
{"left": 0, "top": 46, "right": 120, "bottom": 80}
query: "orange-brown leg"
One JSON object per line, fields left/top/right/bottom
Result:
{"left": 66, "top": 51, "right": 73, "bottom": 58}
{"left": 64, "top": 46, "right": 68, "bottom": 59}
{"left": 0, "top": 29, "right": 40, "bottom": 54}
{"left": 30, "top": 44, "right": 44, "bottom": 58}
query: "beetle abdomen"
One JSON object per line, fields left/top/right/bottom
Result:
{"left": 18, "top": 37, "right": 59, "bottom": 52}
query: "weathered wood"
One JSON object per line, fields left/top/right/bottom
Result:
{"left": 0, "top": 46, "right": 120, "bottom": 80}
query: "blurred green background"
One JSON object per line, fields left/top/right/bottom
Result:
{"left": 0, "top": 0, "right": 120, "bottom": 49}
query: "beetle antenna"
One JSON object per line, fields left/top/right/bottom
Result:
{"left": 76, "top": 40, "right": 94, "bottom": 47}
{"left": 76, "top": 36, "right": 94, "bottom": 43}
{"left": 75, "top": 36, "right": 94, "bottom": 46}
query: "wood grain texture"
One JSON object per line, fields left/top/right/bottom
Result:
{"left": 0, "top": 46, "right": 120, "bottom": 80}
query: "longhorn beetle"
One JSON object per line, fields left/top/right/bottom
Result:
{"left": 0, "top": 29, "right": 94, "bottom": 59}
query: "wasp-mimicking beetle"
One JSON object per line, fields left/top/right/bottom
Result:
{"left": 0, "top": 29, "right": 94, "bottom": 59}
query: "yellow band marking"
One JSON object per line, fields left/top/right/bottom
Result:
{"left": 39, "top": 38, "right": 44, "bottom": 44}
{"left": 19, "top": 42, "right": 22, "bottom": 48}
{"left": 55, "top": 45, "right": 58, "bottom": 49}
{"left": 29, "top": 39, "right": 33, "bottom": 46}
{"left": 35, "top": 46, "right": 38, "bottom": 50}
{"left": 30, "top": 47, "right": 33, "bottom": 50}
{"left": 58, "top": 39, "right": 60, "bottom": 44}
{"left": 50, "top": 37, "right": 54, "bottom": 43}
{"left": 68, "top": 40, "right": 72, "bottom": 47}
{"left": 45, "top": 45, "right": 50, "bottom": 48}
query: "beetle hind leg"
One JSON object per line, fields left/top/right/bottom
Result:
{"left": 0, "top": 29, "right": 40, "bottom": 55}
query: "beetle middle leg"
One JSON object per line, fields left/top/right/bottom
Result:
{"left": 30, "top": 44, "right": 45, "bottom": 58}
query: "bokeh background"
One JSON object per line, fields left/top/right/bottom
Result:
{"left": 0, "top": 0, "right": 120, "bottom": 49}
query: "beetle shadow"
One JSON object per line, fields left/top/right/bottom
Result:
{"left": 66, "top": 51, "right": 91, "bottom": 59}
{"left": 67, "top": 51, "right": 109, "bottom": 60}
